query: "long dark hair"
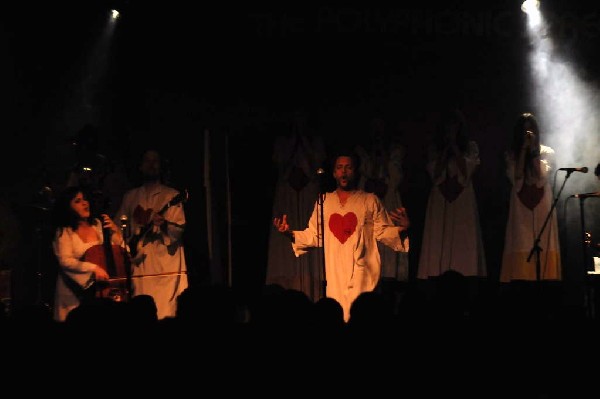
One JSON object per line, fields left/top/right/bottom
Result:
{"left": 511, "top": 112, "right": 541, "bottom": 157}
{"left": 51, "top": 186, "right": 98, "bottom": 232}
{"left": 433, "top": 108, "right": 469, "bottom": 154}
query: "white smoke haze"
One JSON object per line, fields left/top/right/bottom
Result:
{"left": 527, "top": 12, "right": 600, "bottom": 197}
{"left": 526, "top": 7, "right": 600, "bottom": 262}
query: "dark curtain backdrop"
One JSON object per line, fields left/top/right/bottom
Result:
{"left": 2, "top": 1, "right": 599, "bottom": 310}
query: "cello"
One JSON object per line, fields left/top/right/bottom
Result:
{"left": 83, "top": 218, "right": 131, "bottom": 302}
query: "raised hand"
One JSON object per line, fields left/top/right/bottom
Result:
{"left": 94, "top": 265, "right": 110, "bottom": 281}
{"left": 100, "top": 214, "right": 120, "bottom": 233}
{"left": 389, "top": 207, "right": 410, "bottom": 229}
{"left": 273, "top": 214, "right": 290, "bottom": 233}
{"left": 522, "top": 130, "right": 538, "bottom": 154}
{"left": 273, "top": 214, "right": 296, "bottom": 242}
{"left": 152, "top": 212, "right": 166, "bottom": 227}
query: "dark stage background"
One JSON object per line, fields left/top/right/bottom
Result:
{"left": 1, "top": 1, "right": 600, "bottom": 313}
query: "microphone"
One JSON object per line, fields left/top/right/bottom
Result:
{"left": 316, "top": 167, "right": 326, "bottom": 194}
{"left": 120, "top": 215, "right": 128, "bottom": 229}
{"left": 570, "top": 192, "right": 600, "bottom": 199}
{"left": 559, "top": 167, "right": 588, "bottom": 173}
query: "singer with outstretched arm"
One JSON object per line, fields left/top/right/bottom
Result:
{"left": 273, "top": 149, "right": 410, "bottom": 322}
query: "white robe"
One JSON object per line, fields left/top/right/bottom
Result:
{"left": 116, "top": 184, "right": 188, "bottom": 319}
{"left": 52, "top": 219, "right": 122, "bottom": 322}
{"left": 356, "top": 141, "right": 409, "bottom": 281}
{"left": 418, "top": 140, "right": 487, "bottom": 278}
{"left": 500, "top": 145, "right": 561, "bottom": 282}
{"left": 292, "top": 190, "right": 409, "bottom": 321}
{"left": 266, "top": 133, "right": 326, "bottom": 302}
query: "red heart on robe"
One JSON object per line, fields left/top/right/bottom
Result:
{"left": 133, "top": 205, "right": 153, "bottom": 225}
{"left": 518, "top": 183, "right": 544, "bottom": 210}
{"left": 329, "top": 212, "right": 358, "bottom": 244}
{"left": 438, "top": 175, "right": 464, "bottom": 203}
{"left": 287, "top": 165, "right": 309, "bottom": 192}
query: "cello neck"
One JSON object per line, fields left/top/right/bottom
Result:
{"left": 102, "top": 226, "right": 117, "bottom": 276}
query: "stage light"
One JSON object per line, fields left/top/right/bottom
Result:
{"left": 521, "top": 0, "right": 540, "bottom": 14}
{"left": 522, "top": 0, "right": 541, "bottom": 29}
{"left": 111, "top": 9, "right": 120, "bottom": 20}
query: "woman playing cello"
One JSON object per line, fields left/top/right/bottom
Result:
{"left": 51, "top": 186, "right": 126, "bottom": 322}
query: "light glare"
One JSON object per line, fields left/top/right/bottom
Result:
{"left": 521, "top": 0, "right": 540, "bottom": 14}
{"left": 522, "top": 0, "right": 541, "bottom": 29}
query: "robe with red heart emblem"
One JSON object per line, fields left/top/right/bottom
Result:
{"left": 266, "top": 134, "right": 327, "bottom": 303}
{"left": 500, "top": 144, "right": 562, "bottom": 282}
{"left": 116, "top": 183, "right": 188, "bottom": 319}
{"left": 418, "top": 140, "right": 487, "bottom": 279}
{"left": 291, "top": 190, "right": 409, "bottom": 321}
{"left": 356, "top": 142, "right": 410, "bottom": 282}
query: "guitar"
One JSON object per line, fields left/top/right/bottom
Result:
{"left": 128, "top": 190, "right": 188, "bottom": 258}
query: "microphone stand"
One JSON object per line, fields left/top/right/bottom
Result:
{"left": 317, "top": 189, "right": 326, "bottom": 298}
{"left": 579, "top": 200, "right": 594, "bottom": 274}
{"left": 120, "top": 218, "right": 133, "bottom": 302}
{"left": 579, "top": 198, "right": 597, "bottom": 319}
{"left": 527, "top": 171, "right": 571, "bottom": 280}
{"left": 33, "top": 225, "right": 50, "bottom": 310}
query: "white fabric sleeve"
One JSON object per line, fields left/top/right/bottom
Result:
{"left": 456, "top": 140, "right": 480, "bottom": 186}
{"left": 426, "top": 146, "right": 448, "bottom": 185}
{"left": 372, "top": 196, "right": 409, "bottom": 252}
{"left": 160, "top": 202, "right": 185, "bottom": 246}
{"left": 52, "top": 229, "right": 97, "bottom": 274}
{"left": 291, "top": 201, "right": 320, "bottom": 257}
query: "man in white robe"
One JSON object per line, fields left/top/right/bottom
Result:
{"left": 116, "top": 149, "right": 188, "bottom": 320}
{"left": 273, "top": 151, "right": 410, "bottom": 321}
